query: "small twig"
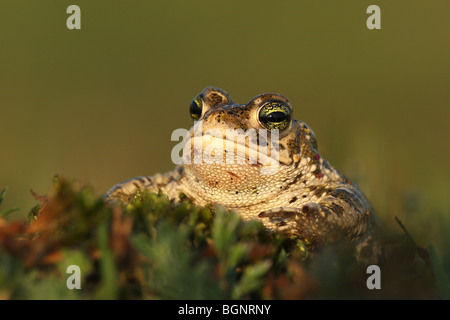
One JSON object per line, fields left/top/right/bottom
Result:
{"left": 394, "top": 216, "right": 431, "bottom": 265}
{"left": 394, "top": 216, "right": 413, "bottom": 241}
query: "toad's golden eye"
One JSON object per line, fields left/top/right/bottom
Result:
{"left": 258, "top": 101, "right": 292, "bottom": 131}
{"left": 189, "top": 95, "right": 203, "bottom": 121}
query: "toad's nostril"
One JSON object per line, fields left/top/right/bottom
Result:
{"left": 302, "top": 205, "right": 310, "bottom": 214}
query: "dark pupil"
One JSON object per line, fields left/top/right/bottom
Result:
{"left": 260, "top": 111, "right": 288, "bottom": 123}
{"left": 190, "top": 100, "right": 202, "bottom": 118}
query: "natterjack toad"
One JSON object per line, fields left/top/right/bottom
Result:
{"left": 105, "top": 87, "right": 381, "bottom": 251}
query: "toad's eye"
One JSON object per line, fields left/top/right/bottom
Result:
{"left": 189, "top": 95, "right": 203, "bottom": 121}
{"left": 258, "top": 102, "right": 292, "bottom": 131}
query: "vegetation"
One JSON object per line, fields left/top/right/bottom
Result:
{"left": 0, "top": 178, "right": 448, "bottom": 299}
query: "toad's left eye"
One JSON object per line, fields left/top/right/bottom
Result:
{"left": 189, "top": 95, "right": 203, "bottom": 121}
{"left": 258, "top": 102, "right": 292, "bottom": 131}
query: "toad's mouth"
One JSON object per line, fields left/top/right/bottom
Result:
{"left": 181, "top": 132, "right": 281, "bottom": 175}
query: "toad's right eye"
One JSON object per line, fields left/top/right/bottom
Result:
{"left": 258, "top": 101, "right": 292, "bottom": 132}
{"left": 189, "top": 95, "right": 203, "bottom": 121}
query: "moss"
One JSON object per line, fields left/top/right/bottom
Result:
{"left": 0, "top": 188, "right": 20, "bottom": 218}
{"left": 0, "top": 178, "right": 446, "bottom": 299}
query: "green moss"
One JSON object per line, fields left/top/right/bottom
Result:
{"left": 0, "top": 188, "right": 20, "bottom": 218}
{"left": 0, "top": 178, "right": 446, "bottom": 299}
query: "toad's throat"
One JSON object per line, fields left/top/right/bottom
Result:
{"left": 181, "top": 133, "right": 281, "bottom": 175}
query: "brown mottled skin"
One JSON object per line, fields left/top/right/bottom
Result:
{"left": 105, "top": 87, "right": 382, "bottom": 257}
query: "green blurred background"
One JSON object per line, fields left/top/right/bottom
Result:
{"left": 1, "top": 1, "right": 449, "bottom": 258}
